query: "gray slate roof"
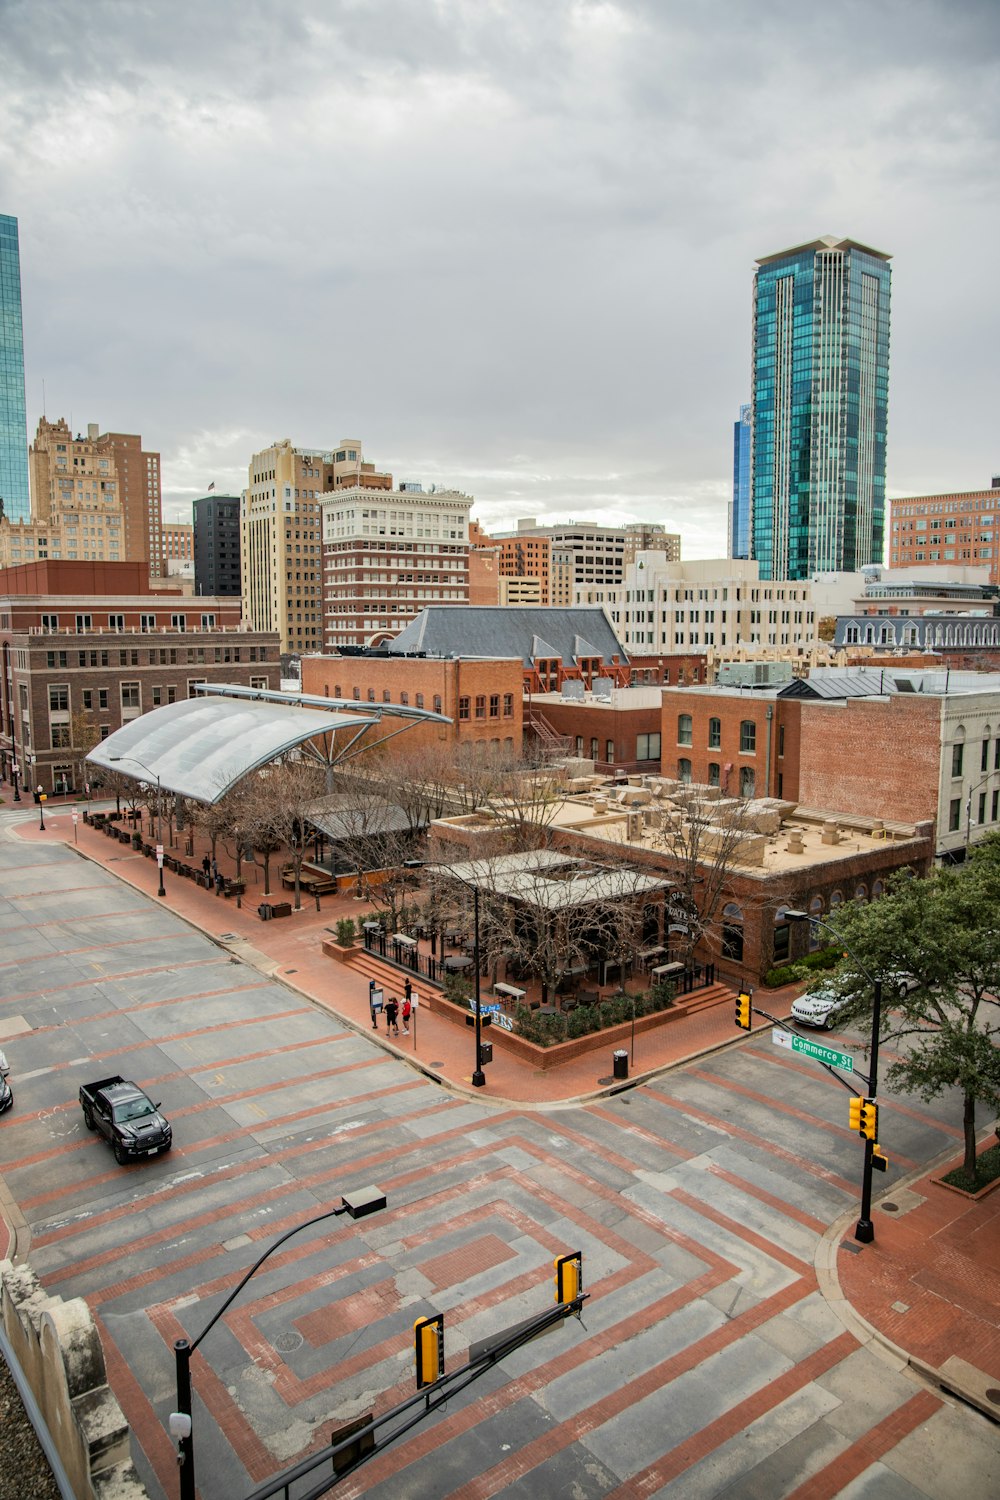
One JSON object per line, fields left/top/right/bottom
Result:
{"left": 779, "top": 670, "right": 898, "bottom": 700}
{"left": 389, "top": 607, "right": 629, "bottom": 667}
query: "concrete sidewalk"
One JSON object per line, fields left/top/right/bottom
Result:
{"left": 10, "top": 805, "right": 1000, "bottom": 1431}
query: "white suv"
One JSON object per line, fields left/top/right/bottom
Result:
{"left": 790, "top": 973, "right": 917, "bottom": 1030}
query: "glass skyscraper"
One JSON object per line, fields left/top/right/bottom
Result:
{"left": 0, "top": 214, "right": 30, "bottom": 523}
{"left": 750, "top": 236, "right": 891, "bottom": 580}
{"left": 730, "top": 402, "right": 751, "bottom": 559}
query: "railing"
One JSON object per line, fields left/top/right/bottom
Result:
{"left": 362, "top": 926, "right": 715, "bottom": 997}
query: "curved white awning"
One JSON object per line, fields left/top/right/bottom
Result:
{"left": 86, "top": 697, "right": 373, "bottom": 804}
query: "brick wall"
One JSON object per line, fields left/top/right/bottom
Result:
{"left": 661, "top": 688, "right": 801, "bottom": 800}
{"left": 301, "top": 654, "right": 524, "bottom": 752}
{"left": 797, "top": 696, "right": 942, "bottom": 823}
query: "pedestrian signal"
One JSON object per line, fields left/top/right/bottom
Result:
{"left": 735, "top": 992, "right": 752, "bottom": 1030}
{"left": 872, "top": 1144, "right": 888, "bottom": 1172}
{"left": 554, "top": 1251, "right": 582, "bottom": 1307}
{"left": 414, "top": 1313, "right": 444, "bottom": 1389}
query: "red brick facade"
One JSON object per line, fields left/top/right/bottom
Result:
{"left": 301, "top": 654, "right": 524, "bottom": 752}
{"left": 661, "top": 689, "right": 802, "bottom": 801}
{"left": 796, "top": 696, "right": 942, "bottom": 823}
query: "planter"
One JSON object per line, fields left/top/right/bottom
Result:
{"left": 322, "top": 938, "right": 356, "bottom": 964}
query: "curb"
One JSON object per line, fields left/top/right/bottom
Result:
{"left": 814, "top": 1136, "right": 1000, "bottom": 1426}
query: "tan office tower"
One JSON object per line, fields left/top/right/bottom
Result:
{"left": 242, "top": 437, "right": 392, "bottom": 657}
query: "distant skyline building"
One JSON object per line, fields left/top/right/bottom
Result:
{"left": 0, "top": 214, "right": 30, "bottom": 523}
{"left": 193, "top": 493, "right": 241, "bottom": 596}
{"left": 730, "top": 402, "right": 751, "bottom": 559}
{"left": 751, "top": 235, "right": 891, "bottom": 580}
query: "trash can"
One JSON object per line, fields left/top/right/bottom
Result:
{"left": 258, "top": 903, "right": 272, "bottom": 921}
{"left": 613, "top": 1049, "right": 629, "bottom": 1080}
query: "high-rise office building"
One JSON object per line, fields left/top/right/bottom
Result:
{"left": 0, "top": 214, "right": 30, "bottom": 523}
{"left": 730, "top": 402, "right": 751, "bottom": 560}
{"left": 193, "top": 493, "right": 242, "bottom": 596}
{"left": 751, "top": 236, "right": 891, "bottom": 579}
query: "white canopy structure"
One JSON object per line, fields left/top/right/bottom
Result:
{"left": 86, "top": 684, "right": 451, "bottom": 805}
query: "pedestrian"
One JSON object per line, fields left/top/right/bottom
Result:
{"left": 202, "top": 854, "right": 211, "bottom": 879}
{"left": 214, "top": 867, "right": 224, "bottom": 896}
{"left": 401, "top": 993, "right": 412, "bottom": 1035}
{"left": 385, "top": 995, "right": 399, "bottom": 1036}
{"left": 404, "top": 977, "right": 412, "bottom": 1004}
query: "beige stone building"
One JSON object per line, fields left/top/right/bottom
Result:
{"left": 241, "top": 437, "right": 392, "bottom": 657}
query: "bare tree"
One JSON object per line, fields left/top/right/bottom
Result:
{"left": 255, "top": 759, "right": 327, "bottom": 909}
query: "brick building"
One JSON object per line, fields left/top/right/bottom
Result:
{"left": 527, "top": 687, "right": 663, "bottom": 773}
{"left": 300, "top": 652, "right": 523, "bottom": 753}
{"left": 0, "top": 561, "right": 280, "bottom": 794}
{"left": 890, "top": 480, "right": 1000, "bottom": 582}
{"left": 660, "top": 685, "right": 801, "bottom": 801}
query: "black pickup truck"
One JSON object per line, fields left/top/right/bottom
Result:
{"left": 79, "top": 1075, "right": 172, "bottom": 1164}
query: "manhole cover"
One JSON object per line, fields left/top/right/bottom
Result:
{"left": 429, "top": 1061, "right": 444, "bottom": 1069}
{"left": 273, "top": 1332, "right": 303, "bottom": 1354}
{"left": 285, "top": 968, "right": 297, "bottom": 974}
{"left": 597, "top": 1075, "right": 614, "bottom": 1086}
{"left": 986, "top": 1388, "right": 1000, "bottom": 1405}
{"left": 882, "top": 1202, "right": 899, "bottom": 1213}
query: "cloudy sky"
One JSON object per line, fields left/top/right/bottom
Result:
{"left": 3, "top": 0, "right": 998, "bottom": 553}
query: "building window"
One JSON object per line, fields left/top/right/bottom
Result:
{"left": 433, "top": 695, "right": 442, "bottom": 714}
{"left": 740, "top": 766, "right": 756, "bottom": 798}
{"left": 48, "top": 684, "right": 69, "bottom": 712}
{"left": 993, "top": 789, "right": 999, "bottom": 823}
{"left": 677, "top": 713, "right": 692, "bottom": 746}
{"left": 41, "top": 613, "right": 59, "bottom": 630}
{"left": 951, "top": 742, "right": 964, "bottom": 777}
{"left": 416, "top": 693, "right": 424, "bottom": 709}
{"left": 606, "top": 739, "right": 614, "bottom": 763}
{"left": 503, "top": 693, "right": 513, "bottom": 717}
{"left": 50, "top": 724, "right": 71, "bottom": 748}
{"left": 140, "top": 613, "right": 155, "bottom": 632}
{"left": 778, "top": 724, "right": 785, "bottom": 757}
{"left": 979, "top": 792, "right": 987, "bottom": 828}
{"left": 108, "top": 614, "right": 124, "bottom": 631}
{"left": 590, "top": 737, "right": 599, "bottom": 760}
{"left": 475, "top": 695, "right": 486, "bottom": 719}
{"left": 171, "top": 614, "right": 187, "bottom": 632}
{"left": 677, "top": 756, "right": 692, "bottom": 781}
{"left": 98, "top": 689, "right": 109, "bottom": 710}
{"left": 708, "top": 717, "right": 721, "bottom": 749}
{"left": 75, "top": 614, "right": 92, "bottom": 632}
{"left": 575, "top": 735, "right": 584, "bottom": 757}
{"left": 948, "top": 798, "right": 961, "bottom": 832}
{"left": 458, "top": 696, "right": 470, "bottom": 720}
{"left": 401, "top": 692, "right": 409, "bottom": 705}
{"left": 637, "top": 732, "right": 661, "bottom": 761}
{"left": 121, "top": 682, "right": 140, "bottom": 710}
{"left": 721, "top": 902, "right": 744, "bottom": 962}
{"left": 983, "top": 738, "right": 991, "bottom": 773}
{"left": 740, "top": 720, "right": 756, "bottom": 754}
{"left": 201, "top": 614, "right": 216, "bottom": 629}
{"left": 383, "top": 689, "right": 391, "bottom": 703}
{"left": 187, "top": 679, "right": 207, "bottom": 698}
{"left": 489, "top": 694, "right": 500, "bottom": 718}
{"left": 367, "top": 688, "right": 376, "bottom": 702}
{"left": 708, "top": 762, "right": 720, "bottom": 787}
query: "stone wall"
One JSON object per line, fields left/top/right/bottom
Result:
{"left": 0, "top": 1259, "right": 148, "bottom": 1500}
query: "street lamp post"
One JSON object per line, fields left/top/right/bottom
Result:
{"left": 170, "top": 1186, "right": 386, "bottom": 1500}
{"left": 11, "top": 760, "right": 20, "bottom": 802}
{"left": 37, "top": 789, "right": 47, "bottom": 832}
{"left": 430, "top": 865, "right": 487, "bottom": 1087}
{"left": 109, "top": 754, "right": 165, "bottom": 895}
{"left": 786, "top": 910, "right": 882, "bottom": 1243}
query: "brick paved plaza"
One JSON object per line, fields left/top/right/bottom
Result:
{"left": 1, "top": 805, "right": 998, "bottom": 1499}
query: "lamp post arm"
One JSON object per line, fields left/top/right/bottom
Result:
{"left": 188, "top": 1202, "right": 348, "bottom": 1357}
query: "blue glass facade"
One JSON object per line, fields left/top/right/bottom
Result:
{"left": 730, "top": 402, "right": 751, "bottom": 559}
{"left": 750, "top": 237, "right": 891, "bottom": 580}
{"left": 0, "top": 214, "right": 30, "bottom": 523}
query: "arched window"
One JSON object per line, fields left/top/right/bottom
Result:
{"left": 854, "top": 883, "right": 868, "bottom": 903}
{"left": 872, "top": 879, "right": 884, "bottom": 898}
{"left": 383, "top": 689, "right": 391, "bottom": 702}
{"left": 678, "top": 758, "right": 692, "bottom": 782}
{"left": 773, "top": 904, "right": 791, "bottom": 963}
{"left": 722, "top": 902, "right": 744, "bottom": 962}
{"left": 678, "top": 713, "right": 693, "bottom": 746}
{"left": 740, "top": 766, "right": 756, "bottom": 798}
{"left": 829, "top": 890, "right": 844, "bottom": 911}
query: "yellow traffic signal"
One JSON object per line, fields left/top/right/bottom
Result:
{"left": 859, "top": 1100, "right": 878, "bottom": 1141}
{"left": 849, "top": 1096, "right": 863, "bottom": 1132}
{"left": 735, "top": 992, "right": 752, "bottom": 1030}
{"left": 414, "top": 1313, "right": 444, "bottom": 1388}
{"left": 872, "top": 1144, "right": 888, "bottom": 1173}
{"left": 554, "top": 1251, "right": 582, "bottom": 1307}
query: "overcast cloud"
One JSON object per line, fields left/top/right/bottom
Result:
{"left": 2, "top": 0, "right": 998, "bottom": 553}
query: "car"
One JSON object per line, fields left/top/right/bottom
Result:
{"left": 790, "top": 987, "right": 845, "bottom": 1030}
{"left": 790, "top": 972, "right": 919, "bottom": 1030}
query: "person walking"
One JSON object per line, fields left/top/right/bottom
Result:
{"left": 202, "top": 854, "right": 212, "bottom": 887}
{"left": 385, "top": 995, "right": 400, "bottom": 1036}
{"left": 401, "top": 993, "right": 412, "bottom": 1035}
{"left": 404, "top": 977, "right": 412, "bottom": 1004}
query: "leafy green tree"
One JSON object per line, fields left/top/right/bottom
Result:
{"left": 830, "top": 865, "right": 1000, "bottom": 1178}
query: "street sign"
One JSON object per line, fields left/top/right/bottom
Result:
{"left": 773, "top": 1028, "right": 854, "bottom": 1072}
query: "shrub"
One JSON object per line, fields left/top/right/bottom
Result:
{"left": 335, "top": 917, "right": 356, "bottom": 946}
{"left": 649, "top": 981, "right": 676, "bottom": 1011}
{"left": 442, "top": 971, "right": 472, "bottom": 1007}
{"left": 764, "top": 945, "right": 842, "bottom": 988}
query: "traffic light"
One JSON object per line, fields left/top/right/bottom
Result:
{"left": 554, "top": 1251, "right": 582, "bottom": 1307}
{"left": 735, "top": 992, "right": 752, "bottom": 1030}
{"left": 414, "top": 1313, "right": 444, "bottom": 1388}
{"left": 849, "top": 1097, "right": 878, "bottom": 1140}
